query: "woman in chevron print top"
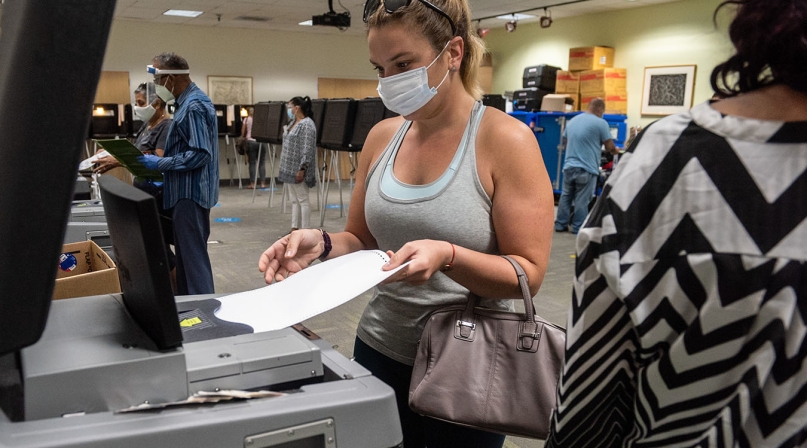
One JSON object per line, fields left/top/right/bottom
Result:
{"left": 547, "top": 0, "right": 807, "bottom": 447}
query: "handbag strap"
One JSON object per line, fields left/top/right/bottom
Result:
{"left": 460, "top": 255, "right": 537, "bottom": 326}
{"left": 502, "top": 255, "right": 536, "bottom": 324}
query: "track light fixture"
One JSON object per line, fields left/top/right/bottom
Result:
{"left": 476, "top": 20, "right": 490, "bottom": 37}
{"left": 540, "top": 8, "right": 553, "bottom": 29}
{"left": 505, "top": 14, "right": 517, "bottom": 33}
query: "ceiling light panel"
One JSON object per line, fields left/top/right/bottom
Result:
{"left": 163, "top": 9, "right": 204, "bottom": 17}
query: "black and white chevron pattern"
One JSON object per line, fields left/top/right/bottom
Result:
{"left": 546, "top": 102, "right": 807, "bottom": 448}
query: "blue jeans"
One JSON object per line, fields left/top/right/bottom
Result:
{"left": 171, "top": 199, "right": 215, "bottom": 295}
{"left": 247, "top": 141, "right": 265, "bottom": 185}
{"left": 555, "top": 167, "right": 598, "bottom": 234}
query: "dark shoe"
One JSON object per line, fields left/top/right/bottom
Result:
{"left": 554, "top": 227, "right": 568, "bottom": 233}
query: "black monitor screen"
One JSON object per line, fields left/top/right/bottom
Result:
{"left": 214, "top": 104, "right": 227, "bottom": 136}
{"left": 350, "top": 98, "right": 386, "bottom": 151}
{"left": 310, "top": 99, "right": 327, "bottom": 145}
{"left": 98, "top": 176, "right": 182, "bottom": 351}
{"left": 320, "top": 99, "right": 357, "bottom": 151}
{"left": 252, "top": 102, "right": 286, "bottom": 144}
{"left": 91, "top": 103, "right": 119, "bottom": 137}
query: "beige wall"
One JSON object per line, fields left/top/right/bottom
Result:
{"left": 103, "top": 20, "right": 376, "bottom": 104}
{"left": 103, "top": 21, "right": 378, "bottom": 182}
{"left": 484, "top": 0, "right": 734, "bottom": 127}
{"left": 100, "top": 1, "right": 736, "bottom": 179}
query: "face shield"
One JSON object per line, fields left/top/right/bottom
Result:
{"left": 147, "top": 65, "right": 189, "bottom": 103}
{"left": 133, "top": 82, "right": 159, "bottom": 122}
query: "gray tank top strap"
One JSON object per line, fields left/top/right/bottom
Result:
{"left": 374, "top": 102, "right": 486, "bottom": 202}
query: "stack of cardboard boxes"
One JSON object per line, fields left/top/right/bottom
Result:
{"left": 555, "top": 46, "right": 628, "bottom": 115}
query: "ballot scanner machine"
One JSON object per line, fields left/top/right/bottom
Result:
{"left": 0, "top": 2, "right": 402, "bottom": 447}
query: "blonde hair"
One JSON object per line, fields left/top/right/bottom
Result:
{"left": 366, "top": 0, "right": 485, "bottom": 100}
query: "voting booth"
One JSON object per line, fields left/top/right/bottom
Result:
{"left": 0, "top": 3, "right": 403, "bottom": 447}
{"left": 253, "top": 101, "right": 286, "bottom": 144}
{"left": 214, "top": 104, "right": 228, "bottom": 136}
{"left": 349, "top": 98, "right": 387, "bottom": 152}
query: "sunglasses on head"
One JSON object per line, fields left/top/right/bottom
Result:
{"left": 363, "top": 0, "right": 457, "bottom": 36}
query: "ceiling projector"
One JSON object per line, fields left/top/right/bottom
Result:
{"left": 312, "top": 11, "right": 351, "bottom": 28}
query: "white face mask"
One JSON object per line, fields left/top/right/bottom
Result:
{"left": 377, "top": 41, "right": 451, "bottom": 116}
{"left": 133, "top": 104, "right": 156, "bottom": 122}
{"left": 155, "top": 77, "right": 175, "bottom": 103}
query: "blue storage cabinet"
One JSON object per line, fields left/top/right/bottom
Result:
{"left": 509, "top": 111, "right": 627, "bottom": 194}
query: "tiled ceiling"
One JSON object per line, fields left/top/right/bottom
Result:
{"left": 101, "top": 0, "right": 684, "bottom": 35}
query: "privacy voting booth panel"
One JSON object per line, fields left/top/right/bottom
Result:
{"left": 383, "top": 106, "right": 400, "bottom": 120}
{"left": 349, "top": 98, "right": 387, "bottom": 151}
{"left": 320, "top": 98, "right": 358, "bottom": 151}
{"left": 310, "top": 99, "right": 327, "bottom": 145}
{"left": 252, "top": 101, "right": 286, "bottom": 144}
{"left": 230, "top": 104, "right": 251, "bottom": 137}
{"left": 99, "top": 176, "right": 183, "bottom": 351}
{"left": 0, "top": 1, "right": 116, "bottom": 355}
{"left": 91, "top": 103, "right": 120, "bottom": 137}
{"left": 214, "top": 104, "right": 227, "bottom": 136}
{"left": 123, "top": 104, "right": 136, "bottom": 137}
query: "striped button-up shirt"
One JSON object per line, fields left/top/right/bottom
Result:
{"left": 157, "top": 82, "right": 219, "bottom": 209}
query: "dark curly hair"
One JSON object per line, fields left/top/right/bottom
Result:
{"left": 711, "top": 0, "right": 807, "bottom": 97}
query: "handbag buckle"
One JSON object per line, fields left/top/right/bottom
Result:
{"left": 517, "top": 322, "right": 541, "bottom": 352}
{"left": 455, "top": 320, "right": 475, "bottom": 340}
{"left": 456, "top": 320, "right": 475, "bottom": 330}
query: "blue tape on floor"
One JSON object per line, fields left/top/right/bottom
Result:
{"left": 325, "top": 204, "right": 342, "bottom": 209}
{"left": 213, "top": 203, "right": 221, "bottom": 207}
{"left": 214, "top": 217, "right": 241, "bottom": 223}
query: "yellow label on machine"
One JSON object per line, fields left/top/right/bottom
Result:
{"left": 180, "top": 317, "right": 203, "bottom": 327}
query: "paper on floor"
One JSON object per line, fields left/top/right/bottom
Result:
{"left": 214, "top": 250, "right": 407, "bottom": 333}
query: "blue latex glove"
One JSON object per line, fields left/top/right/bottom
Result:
{"left": 137, "top": 154, "right": 161, "bottom": 171}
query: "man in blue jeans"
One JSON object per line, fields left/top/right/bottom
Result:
{"left": 554, "top": 98, "right": 619, "bottom": 234}
{"left": 138, "top": 52, "right": 219, "bottom": 295}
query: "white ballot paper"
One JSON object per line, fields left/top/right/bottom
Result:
{"left": 214, "top": 250, "right": 408, "bottom": 333}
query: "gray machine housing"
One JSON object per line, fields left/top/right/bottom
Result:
{"left": 64, "top": 200, "right": 112, "bottom": 252}
{"left": 3, "top": 293, "right": 402, "bottom": 447}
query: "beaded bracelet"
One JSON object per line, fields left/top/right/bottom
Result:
{"left": 319, "top": 229, "right": 332, "bottom": 261}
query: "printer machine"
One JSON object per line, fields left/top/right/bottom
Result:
{"left": 64, "top": 199, "right": 112, "bottom": 253}
{"left": 0, "top": 1, "right": 402, "bottom": 447}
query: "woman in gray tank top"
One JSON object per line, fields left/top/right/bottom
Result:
{"left": 258, "top": 1, "right": 555, "bottom": 446}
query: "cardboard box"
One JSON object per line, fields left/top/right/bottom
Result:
{"left": 580, "top": 91, "right": 628, "bottom": 115}
{"left": 555, "top": 71, "right": 580, "bottom": 94}
{"left": 569, "top": 46, "right": 615, "bottom": 71}
{"left": 579, "top": 68, "right": 627, "bottom": 93}
{"left": 53, "top": 240, "right": 120, "bottom": 300}
{"left": 540, "top": 94, "right": 578, "bottom": 112}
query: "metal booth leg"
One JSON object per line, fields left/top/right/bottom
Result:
{"left": 251, "top": 143, "right": 263, "bottom": 203}
{"left": 268, "top": 144, "right": 279, "bottom": 208}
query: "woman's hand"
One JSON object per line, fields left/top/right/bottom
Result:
{"left": 382, "top": 240, "right": 453, "bottom": 285}
{"left": 258, "top": 229, "right": 324, "bottom": 283}
{"left": 93, "top": 155, "right": 121, "bottom": 175}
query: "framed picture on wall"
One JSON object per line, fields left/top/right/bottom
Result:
{"left": 207, "top": 76, "right": 253, "bottom": 105}
{"left": 641, "top": 65, "right": 697, "bottom": 115}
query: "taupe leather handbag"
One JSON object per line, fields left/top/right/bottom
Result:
{"left": 408, "top": 256, "right": 566, "bottom": 439}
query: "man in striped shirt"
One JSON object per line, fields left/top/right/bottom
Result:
{"left": 140, "top": 53, "right": 218, "bottom": 295}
